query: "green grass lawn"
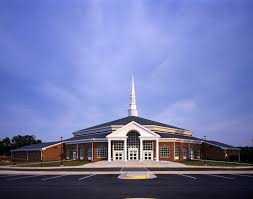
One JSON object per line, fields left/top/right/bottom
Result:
{"left": 181, "top": 160, "right": 252, "bottom": 167}
{"left": 14, "top": 160, "right": 89, "bottom": 167}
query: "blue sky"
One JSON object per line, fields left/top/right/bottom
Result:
{"left": 0, "top": 0, "right": 253, "bottom": 146}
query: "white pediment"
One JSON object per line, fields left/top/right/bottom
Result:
{"left": 106, "top": 121, "right": 160, "bottom": 138}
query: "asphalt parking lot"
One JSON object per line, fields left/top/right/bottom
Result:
{"left": 1, "top": 171, "right": 253, "bottom": 199}
{"left": 1, "top": 167, "right": 253, "bottom": 171}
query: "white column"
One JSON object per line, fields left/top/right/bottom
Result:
{"left": 91, "top": 141, "right": 94, "bottom": 162}
{"left": 124, "top": 139, "right": 127, "bottom": 161}
{"left": 108, "top": 139, "right": 111, "bottom": 162}
{"left": 188, "top": 143, "right": 190, "bottom": 160}
{"left": 156, "top": 139, "right": 159, "bottom": 162}
{"left": 174, "top": 142, "right": 176, "bottom": 160}
{"left": 76, "top": 144, "right": 79, "bottom": 160}
{"left": 140, "top": 139, "right": 143, "bottom": 161}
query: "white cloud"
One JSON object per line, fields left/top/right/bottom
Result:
{"left": 154, "top": 98, "right": 197, "bottom": 127}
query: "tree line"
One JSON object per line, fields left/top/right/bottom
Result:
{"left": 0, "top": 135, "right": 42, "bottom": 156}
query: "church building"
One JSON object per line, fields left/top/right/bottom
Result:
{"left": 11, "top": 77, "right": 240, "bottom": 162}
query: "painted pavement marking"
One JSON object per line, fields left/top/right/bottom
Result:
{"left": 233, "top": 174, "right": 253, "bottom": 178}
{"left": 144, "top": 167, "right": 150, "bottom": 172}
{"left": 41, "top": 175, "right": 68, "bottom": 181}
{"left": 179, "top": 174, "right": 197, "bottom": 180}
{"left": 78, "top": 174, "right": 96, "bottom": 181}
{"left": 7, "top": 175, "right": 39, "bottom": 181}
{"left": 206, "top": 174, "right": 235, "bottom": 180}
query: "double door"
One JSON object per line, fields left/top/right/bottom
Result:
{"left": 128, "top": 148, "right": 138, "bottom": 160}
{"left": 113, "top": 151, "right": 123, "bottom": 160}
{"left": 143, "top": 151, "right": 153, "bottom": 160}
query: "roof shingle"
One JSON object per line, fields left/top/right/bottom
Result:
{"left": 76, "top": 116, "right": 187, "bottom": 132}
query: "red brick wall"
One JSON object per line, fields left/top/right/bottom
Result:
{"left": 201, "top": 143, "right": 225, "bottom": 160}
{"left": 201, "top": 143, "right": 240, "bottom": 161}
{"left": 77, "top": 143, "right": 91, "bottom": 161}
{"left": 159, "top": 142, "right": 174, "bottom": 161}
{"left": 65, "top": 142, "right": 108, "bottom": 162}
{"left": 93, "top": 142, "right": 108, "bottom": 162}
{"left": 43, "top": 144, "right": 62, "bottom": 161}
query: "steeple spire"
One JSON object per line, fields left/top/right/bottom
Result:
{"left": 128, "top": 75, "right": 139, "bottom": 117}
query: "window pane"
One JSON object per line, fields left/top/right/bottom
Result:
{"left": 160, "top": 146, "right": 170, "bottom": 158}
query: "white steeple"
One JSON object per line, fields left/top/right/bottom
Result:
{"left": 128, "top": 75, "right": 139, "bottom": 117}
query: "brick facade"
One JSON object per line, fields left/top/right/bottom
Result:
{"left": 42, "top": 143, "right": 62, "bottom": 161}
{"left": 201, "top": 142, "right": 240, "bottom": 161}
{"left": 11, "top": 141, "right": 240, "bottom": 162}
{"left": 159, "top": 142, "right": 174, "bottom": 161}
{"left": 65, "top": 142, "right": 108, "bottom": 162}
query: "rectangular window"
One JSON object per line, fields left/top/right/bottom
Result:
{"left": 143, "top": 141, "right": 153, "bottom": 150}
{"left": 79, "top": 148, "right": 84, "bottom": 160}
{"left": 113, "top": 141, "right": 124, "bottom": 151}
{"left": 66, "top": 149, "right": 70, "bottom": 160}
{"left": 194, "top": 148, "right": 200, "bottom": 159}
{"left": 73, "top": 148, "right": 77, "bottom": 160}
{"left": 97, "top": 145, "right": 107, "bottom": 158}
{"left": 183, "top": 147, "right": 187, "bottom": 159}
{"left": 160, "top": 146, "right": 170, "bottom": 158}
{"left": 88, "top": 148, "right": 92, "bottom": 160}
{"left": 175, "top": 145, "right": 180, "bottom": 159}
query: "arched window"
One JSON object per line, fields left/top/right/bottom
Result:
{"left": 127, "top": 131, "right": 140, "bottom": 159}
{"left": 127, "top": 131, "right": 140, "bottom": 148}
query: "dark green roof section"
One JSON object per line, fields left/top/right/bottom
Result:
{"left": 64, "top": 133, "right": 108, "bottom": 142}
{"left": 76, "top": 116, "right": 187, "bottom": 132}
{"left": 157, "top": 133, "right": 202, "bottom": 141}
{"left": 204, "top": 140, "right": 239, "bottom": 149}
{"left": 10, "top": 141, "right": 61, "bottom": 152}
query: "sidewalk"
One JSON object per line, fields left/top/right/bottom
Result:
{"left": 81, "top": 160, "right": 187, "bottom": 168}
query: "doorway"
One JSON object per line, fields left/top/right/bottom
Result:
{"left": 113, "top": 151, "right": 123, "bottom": 160}
{"left": 128, "top": 148, "right": 138, "bottom": 160}
{"left": 143, "top": 151, "right": 153, "bottom": 160}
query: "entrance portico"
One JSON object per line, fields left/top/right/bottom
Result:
{"left": 106, "top": 121, "right": 160, "bottom": 162}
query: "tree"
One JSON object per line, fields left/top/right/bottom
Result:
{"left": 0, "top": 137, "right": 11, "bottom": 156}
{"left": 0, "top": 135, "right": 42, "bottom": 156}
{"left": 11, "top": 135, "right": 41, "bottom": 149}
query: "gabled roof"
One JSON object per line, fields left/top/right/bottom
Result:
{"left": 10, "top": 141, "right": 60, "bottom": 152}
{"left": 204, "top": 140, "right": 239, "bottom": 150}
{"left": 107, "top": 121, "right": 160, "bottom": 138}
{"left": 76, "top": 116, "right": 186, "bottom": 132}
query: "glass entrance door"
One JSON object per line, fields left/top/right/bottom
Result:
{"left": 113, "top": 151, "right": 123, "bottom": 160}
{"left": 143, "top": 151, "right": 153, "bottom": 160}
{"left": 128, "top": 148, "right": 138, "bottom": 160}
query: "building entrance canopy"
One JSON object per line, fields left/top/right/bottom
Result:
{"left": 106, "top": 121, "right": 160, "bottom": 162}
